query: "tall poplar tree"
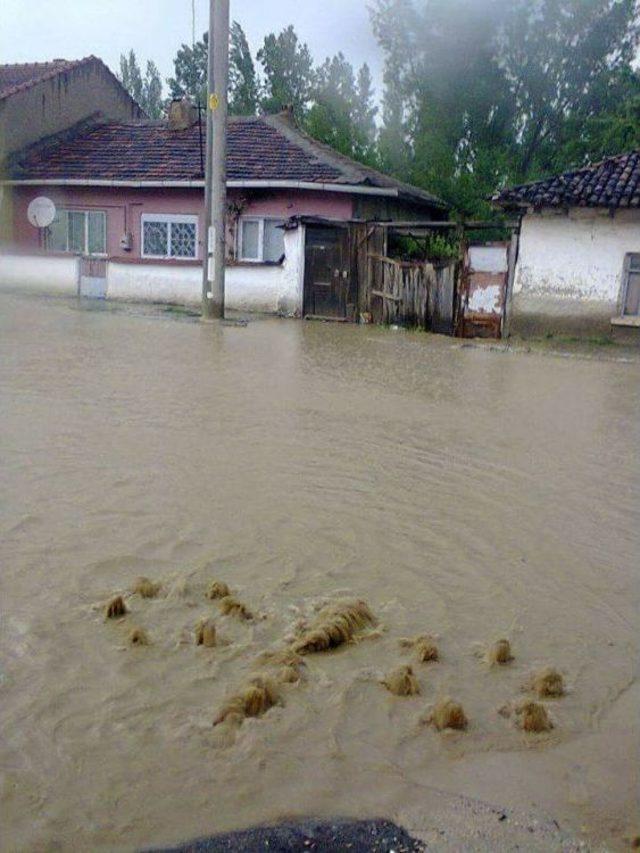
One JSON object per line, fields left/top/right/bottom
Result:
{"left": 118, "top": 50, "right": 163, "bottom": 118}
{"left": 229, "top": 22, "right": 260, "bottom": 115}
{"left": 257, "top": 25, "right": 316, "bottom": 118}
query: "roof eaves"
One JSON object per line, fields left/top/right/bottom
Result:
{"left": 493, "top": 151, "right": 640, "bottom": 209}
{"left": 263, "top": 112, "right": 448, "bottom": 209}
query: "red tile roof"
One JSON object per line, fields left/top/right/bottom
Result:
{"left": 494, "top": 151, "right": 640, "bottom": 210}
{"left": 8, "top": 113, "right": 446, "bottom": 209}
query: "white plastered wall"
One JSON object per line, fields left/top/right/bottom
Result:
{"left": 0, "top": 253, "right": 79, "bottom": 294}
{"left": 512, "top": 208, "right": 640, "bottom": 331}
{"left": 0, "top": 226, "right": 306, "bottom": 315}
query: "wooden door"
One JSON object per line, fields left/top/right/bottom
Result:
{"left": 304, "top": 226, "right": 355, "bottom": 320}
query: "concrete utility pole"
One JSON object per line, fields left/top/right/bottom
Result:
{"left": 202, "top": 0, "right": 230, "bottom": 320}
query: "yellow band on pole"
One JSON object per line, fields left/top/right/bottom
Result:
{"left": 209, "top": 93, "right": 219, "bottom": 110}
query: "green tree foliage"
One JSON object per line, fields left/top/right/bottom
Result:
{"left": 229, "top": 21, "right": 260, "bottom": 115}
{"left": 305, "top": 54, "right": 378, "bottom": 162}
{"left": 142, "top": 62, "right": 164, "bottom": 119}
{"left": 354, "top": 64, "right": 378, "bottom": 156}
{"left": 257, "top": 25, "right": 316, "bottom": 118}
{"left": 118, "top": 51, "right": 164, "bottom": 119}
{"left": 375, "top": 0, "right": 414, "bottom": 177}
{"left": 564, "top": 68, "right": 640, "bottom": 163}
{"left": 498, "top": 0, "right": 640, "bottom": 179}
{"left": 168, "top": 33, "right": 208, "bottom": 107}
{"left": 119, "top": 50, "right": 143, "bottom": 105}
{"left": 168, "top": 23, "right": 259, "bottom": 113}
{"left": 370, "top": 0, "right": 640, "bottom": 217}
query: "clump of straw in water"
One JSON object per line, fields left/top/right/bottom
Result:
{"left": 258, "top": 648, "right": 304, "bottom": 668}
{"left": 515, "top": 700, "right": 553, "bottom": 733}
{"left": 132, "top": 577, "right": 161, "bottom": 599}
{"left": 258, "top": 648, "right": 305, "bottom": 684}
{"left": 206, "top": 580, "right": 230, "bottom": 601}
{"left": 383, "top": 664, "right": 421, "bottom": 696}
{"left": 530, "top": 667, "right": 564, "bottom": 698}
{"left": 213, "top": 675, "right": 280, "bottom": 727}
{"left": 400, "top": 635, "right": 439, "bottom": 663}
{"left": 292, "top": 599, "right": 376, "bottom": 655}
{"left": 426, "top": 698, "right": 468, "bottom": 731}
{"left": 219, "top": 595, "right": 254, "bottom": 621}
{"left": 105, "top": 595, "right": 127, "bottom": 619}
{"left": 195, "top": 618, "right": 217, "bottom": 648}
{"left": 489, "top": 639, "right": 513, "bottom": 665}
{"left": 277, "top": 665, "right": 302, "bottom": 684}
{"left": 128, "top": 627, "right": 150, "bottom": 646}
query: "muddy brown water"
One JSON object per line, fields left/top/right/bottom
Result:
{"left": 0, "top": 293, "right": 638, "bottom": 851}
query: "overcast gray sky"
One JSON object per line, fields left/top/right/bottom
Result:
{"left": 0, "top": 1, "right": 383, "bottom": 96}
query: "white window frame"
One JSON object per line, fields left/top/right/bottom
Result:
{"left": 141, "top": 213, "right": 199, "bottom": 260}
{"left": 620, "top": 252, "right": 640, "bottom": 317}
{"left": 237, "top": 216, "right": 285, "bottom": 263}
{"left": 47, "top": 209, "right": 107, "bottom": 256}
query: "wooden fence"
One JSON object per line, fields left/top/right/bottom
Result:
{"left": 367, "top": 254, "right": 457, "bottom": 333}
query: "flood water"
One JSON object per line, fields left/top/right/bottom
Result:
{"left": 1, "top": 292, "right": 638, "bottom": 851}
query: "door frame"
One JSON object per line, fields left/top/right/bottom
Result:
{"left": 302, "top": 223, "right": 356, "bottom": 321}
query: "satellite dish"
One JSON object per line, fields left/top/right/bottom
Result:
{"left": 27, "top": 196, "right": 56, "bottom": 228}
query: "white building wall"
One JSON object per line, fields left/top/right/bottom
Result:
{"left": 512, "top": 207, "right": 640, "bottom": 332}
{"left": 0, "top": 226, "right": 306, "bottom": 315}
{"left": 0, "top": 253, "right": 79, "bottom": 294}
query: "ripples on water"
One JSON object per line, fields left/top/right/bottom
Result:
{"left": 0, "top": 294, "right": 638, "bottom": 850}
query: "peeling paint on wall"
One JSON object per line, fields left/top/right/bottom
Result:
{"left": 468, "top": 284, "right": 502, "bottom": 313}
{"left": 514, "top": 208, "right": 640, "bottom": 305}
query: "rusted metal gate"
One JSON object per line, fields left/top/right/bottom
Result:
{"left": 455, "top": 243, "right": 509, "bottom": 338}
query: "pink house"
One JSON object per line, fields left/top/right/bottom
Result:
{"left": 1, "top": 101, "right": 447, "bottom": 317}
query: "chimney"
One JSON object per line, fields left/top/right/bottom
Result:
{"left": 167, "top": 97, "right": 198, "bottom": 131}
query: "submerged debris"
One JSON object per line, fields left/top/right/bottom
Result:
{"left": 276, "top": 665, "right": 303, "bottom": 684}
{"left": 426, "top": 698, "right": 468, "bottom": 731}
{"left": 206, "top": 580, "right": 231, "bottom": 601}
{"left": 515, "top": 700, "right": 553, "bottom": 733}
{"left": 132, "top": 577, "right": 161, "bottom": 599}
{"left": 489, "top": 639, "right": 513, "bottom": 665}
{"left": 292, "top": 599, "right": 376, "bottom": 655}
{"left": 258, "top": 648, "right": 304, "bottom": 668}
{"left": 258, "top": 648, "right": 305, "bottom": 684}
{"left": 530, "top": 667, "right": 565, "bottom": 698}
{"left": 128, "top": 627, "right": 150, "bottom": 646}
{"left": 213, "top": 675, "right": 280, "bottom": 727}
{"left": 195, "top": 618, "right": 217, "bottom": 648}
{"left": 219, "top": 595, "right": 254, "bottom": 621}
{"left": 383, "top": 664, "right": 421, "bottom": 696}
{"left": 401, "top": 635, "right": 439, "bottom": 663}
{"left": 105, "top": 595, "right": 127, "bottom": 619}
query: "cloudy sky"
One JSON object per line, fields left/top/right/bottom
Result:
{"left": 0, "top": 0, "right": 384, "bottom": 96}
